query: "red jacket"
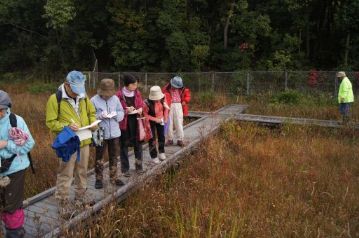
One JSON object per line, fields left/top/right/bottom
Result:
{"left": 143, "top": 99, "right": 169, "bottom": 123}
{"left": 116, "top": 88, "right": 144, "bottom": 130}
{"left": 162, "top": 83, "right": 191, "bottom": 116}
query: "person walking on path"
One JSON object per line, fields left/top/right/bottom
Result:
{"left": 0, "top": 90, "right": 35, "bottom": 238}
{"left": 46, "top": 70, "right": 97, "bottom": 217}
{"left": 162, "top": 76, "right": 191, "bottom": 147}
{"left": 143, "top": 86, "right": 169, "bottom": 164}
{"left": 91, "top": 78, "right": 125, "bottom": 189}
{"left": 116, "top": 73, "right": 145, "bottom": 177}
{"left": 337, "top": 71, "right": 354, "bottom": 124}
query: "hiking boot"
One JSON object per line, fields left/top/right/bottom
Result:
{"left": 165, "top": 140, "right": 173, "bottom": 146}
{"left": 177, "top": 140, "right": 185, "bottom": 147}
{"left": 5, "top": 227, "right": 25, "bottom": 238}
{"left": 111, "top": 178, "right": 125, "bottom": 186}
{"left": 151, "top": 157, "right": 161, "bottom": 164}
{"left": 159, "top": 153, "right": 166, "bottom": 161}
{"left": 123, "top": 171, "right": 131, "bottom": 177}
{"left": 135, "top": 161, "right": 144, "bottom": 174}
{"left": 95, "top": 179, "right": 103, "bottom": 189}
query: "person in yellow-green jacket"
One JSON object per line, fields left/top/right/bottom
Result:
{"left": 337, "top": 71, "right": 354, "bottom": 124}
{"left": 46, "top": 70, "right": 97, "bottom": 218}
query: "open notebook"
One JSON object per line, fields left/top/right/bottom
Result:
{"left": 75, "top": 120, "right": 101, "bottom": 141}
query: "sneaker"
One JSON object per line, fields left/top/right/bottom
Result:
{"left": 111, "top": 178, "right": 125, "bottom": 186}
{"left": 95, "top": 179, "right": 103, "bottom": 189}
{"left": 5, "top": 227, "right": 25, "bottom": 238}
{"left": 151, "top": 157, "right": 161, "bottom": 164}
{"left": 177, "top": 140, "right": 185, "bottom": 147}
{"left": 158, "top": 153, "right": 166, "bottom": 161}
{"left": 165, "top": 140, "right": 174, "bottom": 146}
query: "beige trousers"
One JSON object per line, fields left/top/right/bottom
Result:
{"left": 55, "top": 145, "right": 89, "bottom": 200}
{"left": 167, "top": 103, "right": 184, "bottom": 141}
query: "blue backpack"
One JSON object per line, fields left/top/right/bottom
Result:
{"left": 52, "top": 127, "right": 80, "bottom": 162}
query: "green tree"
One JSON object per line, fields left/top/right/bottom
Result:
{"left": 336, "top": 0, "right": 359, "bottom": 68}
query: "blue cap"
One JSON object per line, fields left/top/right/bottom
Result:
{"left": 170, "top": 76, "right": 183, "bottom": 88}
{"left": 66, "top": 71, "right": 86, "bottom": 96}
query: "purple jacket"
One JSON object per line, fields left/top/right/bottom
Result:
{"left": 116, "top": 88, "right": 144, "bottom": 130}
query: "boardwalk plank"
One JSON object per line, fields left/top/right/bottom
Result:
{"left": 27, "top": 203, "right": 58, "bottom": 219}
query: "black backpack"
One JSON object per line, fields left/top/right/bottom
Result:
{"left": 55, "top": 89, "right": 89, "bottom": 115}
{"left": 9, "top": 113, "right": 35, "bottom": 174}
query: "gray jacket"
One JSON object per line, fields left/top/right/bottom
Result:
{"left": 90, "top": 95, "right": 124, "bottom": 139}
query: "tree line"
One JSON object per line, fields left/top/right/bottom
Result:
{"left": 0, "top": 0, "right": 358, "bottom": 74}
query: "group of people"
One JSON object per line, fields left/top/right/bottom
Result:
{"left": 0, "top": 70, "right": 354, "bottom": 237}
{"left": 0, "top": 71, "right": 191, "bottom": 237}
{"left": 45, "top": 71, "right": 191, "bottom": 219}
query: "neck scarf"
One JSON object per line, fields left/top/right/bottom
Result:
{"left": 122, "top": 87, "right": 135, "bottom": 97}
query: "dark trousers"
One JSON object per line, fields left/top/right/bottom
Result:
{"left": 339, "top": 103, "right": 351, "bottom": 116}
{"left": 1, "top": 170, "right": 26, "bottom": 237}
{"left": 95, "top": 138, "right": 119, "bottom": 181}
{"left": 0, "top": 169, "right": 25, "bottom": 213}
{"left": 148, "top": 122, "right": 165, "bottom": 159}
{"left": 339, "top": 103, "right": 352, "bottom": 123}
{"left": 120, "top": 115, "right": 143, "bottom": 172}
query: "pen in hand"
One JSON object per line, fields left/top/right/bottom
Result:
{"left": 70, "top": 119, "right": 79, "bottom": 131}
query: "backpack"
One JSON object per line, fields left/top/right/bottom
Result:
{"left": 55, "top": 89, "right": 89, "bottom": 115}
{"left": 8, "top": 113, "right": 35, "bottom": 174}
{"left": 52, "top": 127, "right": 80, "bottom": 162}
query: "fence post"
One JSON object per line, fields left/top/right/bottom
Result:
{"left": 118, "top": 72, "right": 121, "bottom": 88}
{"left": 334, "top": 74, "right": 338, "bottom": 97}
{"left": 246, "top": 72, "right": 250, "bottom": 95}
{"left": 93, "top": 71, "right": 97, "bottom": 90}
{"left": 87, "top": 72, "right": 91, "bottom": 89}
{"left": 284, "top": 70, "right": 288, "bottom": 90}
{"left": 145, "top": 73, "right": 148, "bottom": 92}
{"left": 211, "top": 71, "right": 215, "bottom": 92}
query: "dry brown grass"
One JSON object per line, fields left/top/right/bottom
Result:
{"left": 238, "top": 92, "right": 359, "bottom": 122}
{"left": 2, "top": 84, "right": 357, "bottom": 194}
{"left": 67, "top": 122, "right": 358, "bottom": 238}
{"left": 190, "top": 93, "right": 232, "bottom": 111}
{"left": 244, "top": 98, "right": 359, "bottom": 121}
{"left": 1, "top": 83, "right": 358, "bottom": 237}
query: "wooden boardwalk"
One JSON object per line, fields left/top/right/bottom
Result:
{"left": 189, "top": 111, "right": 359, "bottom": 129}
{"left": 23, "top": 104, "right": 247, "bottom": 238}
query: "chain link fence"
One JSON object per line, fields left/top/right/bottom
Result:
{"left": 84, "top": 71, "right": 359, "bottom": 97}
